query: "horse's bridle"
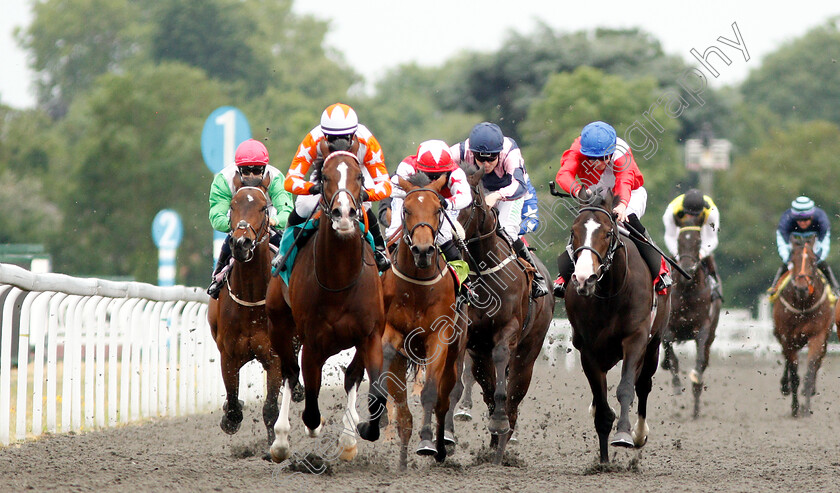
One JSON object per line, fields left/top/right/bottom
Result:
{"left": 676, "top": 226, "right": 702, "bottom": 273}
{"left": 461, "top": 182, "right": 500, "bottom": 246}
{"left": 392, "top": 187, "right": 447, "bottom": 283}
{"left": 318, "top": 151, "right": 365, "bottom": 225}
{"left": 229, "top": 186, "right": 270, "bottom": 263}
{"left": 569, "top": 206, "right": 622, "bottom": 283}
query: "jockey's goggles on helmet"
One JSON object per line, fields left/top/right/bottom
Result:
{"left": 475, "top": 152, "right": 499, "bottom": 163}
{"left": 326, "top": 133, "right": 354, "bottom": 143}
{"left": 239, "top": 165, "right": 265, "bottom": 176}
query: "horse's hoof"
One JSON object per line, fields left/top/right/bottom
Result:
{"left": 508, "top": 431, "right": 518, "bottom": 444}
{"left": 443, "top": 430, "right": 456, "bottom": 447}
{"left": 689, "top": 369, "right": 701, "bottom": 384}
{"left": 306, "top": 417, "right": 325, "bottom": 438}
{"left": 269, "top": 441, "right": 291, "bottom": 463}
{"left": 488, "top": 417, "right": 511, "bottom": 436}
{"left": 454, "top": 408, "right": 472, "bottom": 421}
{"left": 415, "top": 439, "right": 436, "bottom": 456}
{"left": 339, "top": 444, "right": 358, "bottom": 461}
{"left": 357, "top": 421, "right": 381, "bottom": 442}
{"left": 291, "top": 381, "right": 305, "bottom": 403}
{"left": 610, "top": 431, "right": 634, "bottom": 448}
{"left": 220, "top": 416, "right": 242, "bottom": 435}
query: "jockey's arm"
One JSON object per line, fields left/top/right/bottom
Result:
{"left": 285, "top": 131, "right": 320, "bottom": 195}
{"left": 267, "top": 170, "right": 293, "bottom": 229}
{"left": 776, "top": 229, "right": 791, "bottom": 262}
{"left": 699, "top": 206, "right": 720, "bottom": 259}
{"left": 555, "top": 148, "right": 584, "bottom": 196}
{"left": 817, "top": 229, "right": 831, "bottom": 261}
{"left": 360, "top": 134, "right": 391, "bottom": 202}
{"left": 208, "top": 173, "right": 233, "bottom": 233}
{"left": 446, "top": 167, "right": 472, "bottom": 211}
{"left": 662, "top": 204, "right": 679, "bottom": 257}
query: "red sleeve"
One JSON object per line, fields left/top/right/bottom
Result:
{"left": 612, "top": 149, "right": 643, "bottom": 206}
{"left": 555, "top": 137, "right": 584, "bottom": 196}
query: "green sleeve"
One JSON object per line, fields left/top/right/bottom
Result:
{"left": 269, "top": 171, "right": 294, "bottom": 230}
{"left": 209, "top": 173, "right": 233, "bottom": 233}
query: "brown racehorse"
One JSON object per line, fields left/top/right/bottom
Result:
{"left": 444, "top": 163, "right": 554, "bottom": 464}
{"left": 266, "top": 150, "right": 387, "bottom": 463}
{"left": 380, "top": 173, "right": 467, "bottom": 469}
{"left": 564, "top": 191, "right": 669, "bottom": 464}
{"left": 661, "top": 216, "right": 722, "bottom": 419}
{"left": 772, "top": 233, "right": 833, "bottom": 417}
{"left": 207, "top": 180, "right": 283, "bottom": 451}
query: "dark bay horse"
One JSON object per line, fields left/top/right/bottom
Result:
{"left": 207, "top": 180, "right": 283, "bottom": 450}
{"left": 662, "top": 218, "right": 721, "bottom": 419}
{"left": 266, "top": 150, "right": 387, "bottom": 463}
{"left": 445, "top": 163, "right": 554, "bottom": 464}
{"left": 380, "top": 174, "right": 467, "bottom": 469}
{"left": 772, "top": 233, "right": 833, "bottom": 417}
{"left": 564, "top": 191, "right": 669, "bottom": 464}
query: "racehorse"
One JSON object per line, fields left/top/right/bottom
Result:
{"left": 445, "top": 162, "right": 554, "bottom": 464}
{"left": 207, "top": 179, "right": 283, "bottom": 451}
{"left": 265, "top": 150, "right": 387, "bottom": 463}
{"left": 563, "top": 190, "right": 669, "bottom": 464}
{"left": 772, "top": 233, "right": 833, "bottom": 417}
{"left": 380, "top": 174, "right": 467, "bottom": 469}
{"left": 661, "top": 215, "right": 721, "bottom": 419}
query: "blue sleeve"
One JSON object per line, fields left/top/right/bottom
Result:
{"left": 519, "top": 178, "right": 540, "bottom": 235}
{"left": 814, "top": 208, "right": 831, "bottom": 241}
{"left": 777, "top": 210, "right": 795, "bottom": 240}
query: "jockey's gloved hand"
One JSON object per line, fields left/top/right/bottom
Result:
{"left": 308, "top": 183, "right": 322, "bottom": 195}
{"left": 360, "top": 189, "right": 370, "bottom": 203}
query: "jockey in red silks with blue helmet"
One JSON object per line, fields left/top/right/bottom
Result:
{"left": 552, "top": 121, "right": 672, "bottom": 298}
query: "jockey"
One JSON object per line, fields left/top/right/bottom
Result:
{"left": 284, "top": 103, "right": 392, "bottom": 271}
{"left": 207, "top": 139, "right": 293, "bottom": 298}
{"left": 663, "top": 189, "right": 723, "bottom": 300}
{"left": 386, "top": 139, "right": 472, "bottom": 263}
{"left": 553, "top": 121, "right": 672, "bottom": 298}
{"left": 450, "top": 122, "right": 549, "bottom": 298}
{"left": 519, "top": 174, "right": 540, "bottom": 236}
{"left": 769, "top": 196, "right": 839, "bottom": 295}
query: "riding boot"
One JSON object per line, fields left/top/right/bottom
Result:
{"left": 366, "top": 208, "right": 391, "bottom": 272}
{"left": 702, "top": 255, "right": 724, "bottom": 301}
{"left": 440, "top": 239, "right": 473, "bottom": 302}
{"left": 207, "top": 237, "right": 232, "bottom": 299}
{"left": 513, "top": 238, "right": 548, "bottom": 298}
{"left": 553, "top": 250, "right": 574, "bottom": 298}
{"left": 818, "top": 261, "right": 840, "bottom": 296}
{"left": 767, "top": 264, "right": 787, "bottom": 296}
{"left": 627, "top": 215, "right": 671, "bottom": 292}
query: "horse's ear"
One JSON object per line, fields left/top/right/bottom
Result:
{"left": 397, "top": 176, "right": 415, "bottom": 192}
{"left": 429, "top": 173, "right": 448, "bottom": 192}
{"left": 260, "top": 172, "right": 271, "bottom": 191}
{"left": 318, "top": 139, "right": 330, "bottom": 158}
{"left": 349, "top": 136, "right": 360, "bottom": 155}
{"left": 232, "top": 170, "right": 243, "bottom": 191}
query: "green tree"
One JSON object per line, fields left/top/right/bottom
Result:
{"left": 742, "top": 18, "right": 840, "bottom": 127}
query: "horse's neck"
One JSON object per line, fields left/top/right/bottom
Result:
{"left": 783, "top": 268, "right": 826, "bottom": 306}
{"left": 229, "top": 243, "right": 271, "bottom": 297}
{"left": 316, "top": 220, "right": 363, "bottom": 276}
{"left": 395, "top": 241, "right": 442, "bottom": 277}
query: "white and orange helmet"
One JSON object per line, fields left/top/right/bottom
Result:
{"left": 320, "top": 103, "right": 359, "bottom": 135}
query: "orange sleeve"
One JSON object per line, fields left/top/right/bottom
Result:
{"left": 285, "top": 132, "right": 319, "bottom": 195}
{"left": 360, "top": 134, "right": 392, "bottom": 201}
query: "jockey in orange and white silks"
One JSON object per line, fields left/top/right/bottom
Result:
{"left": 283, "top": 103, "right": 392, "bottom": 270}
{"left": 386, "top": 140, "right": 471, "bottom": 263}
{"left": 552, "top": 121, "right": 671, "bottom": 298}
{"left": 450, "top": 122, "right": 548, "bottom": 298}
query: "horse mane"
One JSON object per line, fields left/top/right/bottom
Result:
{"left": 406, "top": 172, "right": 433, "bottom": 187}
{"left": 578, "top": 187, "right": 615, "bottom": 211}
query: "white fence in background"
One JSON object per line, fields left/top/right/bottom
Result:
{"left": 0, "top": 263, "right": 235, "bottom": 445}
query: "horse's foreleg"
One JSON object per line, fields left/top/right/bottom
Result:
{"left": 386, "top": 353, "right": 411, "bottom": 470}
{"left": 263, "top": 356, "right": 284, "bottom": 446}
{"left": 785, "top": 355, "right": 800, "bottom": 417}
{"left": 612, "top": 332, "right": 646, "bottom": 448}
{"left": 801, "top": 328, "right": 829, "bottom": 417}
{"left": 662, "top": 339, "right": 681, "bottom": 395}
{"left": 454, "top": 352, "right": 475, "bottom": 421}
{"left": 691, "top": 321, "right": 714, "bottom": 419}
{"left": 487, "top": 340, "right": 512, "bottom": 442}
{"left": 444, "top": 326, "right": 469, "bottom": 447}
{"left": 300, "top": 346, "right": 325, "bottom": 435}
{"left": 581, "top": 352, "right": 614, "bottom": 464}
{"left": 270, "top": 379, "right": 294, "bottom": 463}
{"left": 219, "top": 354, "right": 244, "bottom": 435}
{"left": 633, "top": 336, "right": 660, "bottom": 447}
{"left": 357, "top": 331, "right": 386, "bottom": 442}
{"left": 336, "top": 352, "right": 365, "bottom": 461}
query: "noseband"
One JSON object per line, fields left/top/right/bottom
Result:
{"left": 318, "top": 151, "right": 364, "bottom": 224}
{"left": 230, "top": 186, "right": 270, "bottom": 262}
{"left": 401, "top": 188, "right": 445, "bottom": 247}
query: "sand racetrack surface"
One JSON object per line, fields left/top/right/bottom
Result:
{"left": 1, "top": 352, "right": 839, "bottom": 492}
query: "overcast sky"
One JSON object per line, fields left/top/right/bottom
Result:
{"left": 2, "top": 0, "right": 838, "bottom": 109}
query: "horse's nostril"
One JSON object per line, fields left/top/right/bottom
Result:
{"left": 331, "top": 209, "right": 342, "bottom": 220}
{"left": 410, "top": 245, "right": 420, "bottom": 256}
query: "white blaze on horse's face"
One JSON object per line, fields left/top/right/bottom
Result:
{"left": 332, "top": 162, "right": 356, "bottom": 235}
{"left": 574, "top": 218, "right": 601, "bottom": 285}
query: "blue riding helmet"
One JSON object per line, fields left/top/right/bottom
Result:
{"left": 791, "top": 196, "right": 815, "bottom": 219}
{"left": 469, "top": 122, "right": 504, "bottom": 155}
{"left": 580, "top": 121, "right": 617, "bottom": 157}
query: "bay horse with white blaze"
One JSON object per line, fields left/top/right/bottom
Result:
{"left": 563, "top": 190, "right": 669, "bottom": 464}
{"left": 772, "top": 232, "right": 833, "bottom": 417}
{"left": 662, "top": 216, "right": 721, "bottom": 419}
{"left": 380, "top": 174, "right": 467, "bottom": 469}
{"left": 207, "top": 180, "right": 283, "bottom": 452}
{"left": 266, "top": 150, "right": 387, "bottom": 463}
{"left": 445, "top": 162, "right": 554, "bottom": 464}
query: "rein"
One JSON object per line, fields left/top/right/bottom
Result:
{"left": 230, "top": 186, "right": 271, "bottom": 262}
{"left": 392, "top": 187, "right": 448, "bottom": 284}
{"left": 569, "top": 206, "right": 623, "bottom": 284}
